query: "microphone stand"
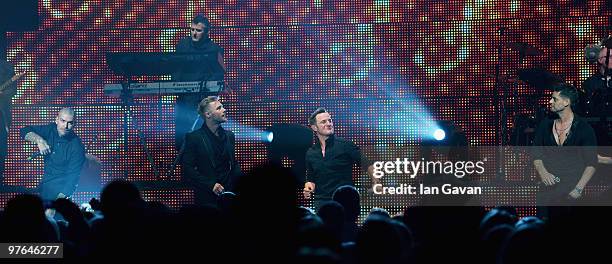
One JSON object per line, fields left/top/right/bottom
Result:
{"left": 119, "top": 76, "right": 160, "bottom": 179}
{"left": 493, "top": 27, "right": 507, "bottom": 181}
{"left": 602, "top": 39, "right": 611, "bottom": 126}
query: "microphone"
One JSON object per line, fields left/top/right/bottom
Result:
{"left": 27, "top": 151, "right": 47, "bottom": 161}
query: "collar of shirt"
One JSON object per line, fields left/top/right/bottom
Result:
{"left": 191, "top": 38, "right": 212, "bottom": 48}
{"left": 202, "top": 124, "right": 226, "bottom": 140}
{"left": 551, "top": 115, "right": 586, "bottom": 145}
{"left": 314, "top": 134, "right": 336, "bottom": 148}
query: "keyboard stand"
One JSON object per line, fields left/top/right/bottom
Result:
{"left": 118, "top": 77, "right": 161, "bottom": 179}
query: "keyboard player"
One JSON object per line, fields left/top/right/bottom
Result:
{"left": 173, "top": 13, "right": 226, "bottom": 150}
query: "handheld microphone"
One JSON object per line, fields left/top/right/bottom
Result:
{"left": 27, "top": 151, "right": 46, "bottom": 160}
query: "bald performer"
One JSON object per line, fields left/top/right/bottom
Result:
{"left": 21, "top": 108, "right": 85, "bottom": 202}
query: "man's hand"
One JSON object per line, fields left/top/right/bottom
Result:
{"left": 367, "top": 164, "right": 381, "bottom": 188}
{"left": 599, "top": 154, "right": 612, "bottom": 165}
{"left": 37, "top": 138, "right": 51, "bottom": 155}
{"left": 367, "top": 165, "right": 380, "bottom": 184}
{"left": 53, "top": 198, "right": 81, "bottom": 220}
{"left": 45, "top": 208, "right": 56, "bottom": 219}
{"left": 539, "top": 172, "right": 557, "bottom": 186}
{"left": 303, "top": 182, "right": 315, "bottom": 199}
{"left": 212, "top": 183, "right": 225, "bottom": 195}
{"left": 372, "top": 177, "right": 381, "bottom": 185}
{"left": 366, "top": 178, "right": 382, "bottom": 195}
{"left": 569, "top": 188, "right": 583, "bottom": 199}
{"left": 25, "top": 132, "right": 50, "bottom": 155}
{"left": 56, "top": 193, "right": 66, "bottom": 199}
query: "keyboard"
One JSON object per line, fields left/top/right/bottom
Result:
{"left": 103, "top": 81, "right": 223, "bottom": 97}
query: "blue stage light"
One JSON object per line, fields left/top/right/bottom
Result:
{"left": 265, "top": 131, "right": 274, "bottom": 143}
{"left": 433, "top": 128, "right": 446, "bottom": 141}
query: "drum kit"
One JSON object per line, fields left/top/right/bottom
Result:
{"left": 493, "top": 40, "right": 611, "bottom": 146}
{"left": 492, "top": 41, "right": 557, "bottom": 146}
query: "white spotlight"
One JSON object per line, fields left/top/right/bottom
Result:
{"left": 266, "top": 132, "right": 274, "bottom": 143}
{"left": 433, "top": 129, "right": 446, "bottom": 141}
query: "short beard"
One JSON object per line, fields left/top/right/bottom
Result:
{"left": 58, "top": 129, "right": 70, "bottom": 137}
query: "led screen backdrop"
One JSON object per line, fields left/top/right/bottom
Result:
{"left": 2, "top": 1, "right": 611, "bottom": 215}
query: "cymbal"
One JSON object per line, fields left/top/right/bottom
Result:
{"left": 506, "top": 42, "right": 544, "bottom": 56}
{"left": 517, "top": 68, "right": 563, "bottom": 90}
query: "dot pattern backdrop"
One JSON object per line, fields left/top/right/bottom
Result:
{"left": 2, "top": 1, "right": 611, "bottom": 215}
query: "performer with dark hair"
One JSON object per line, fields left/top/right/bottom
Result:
{"left": 20, "top": 108, "right": 86, "bottom": 202}
{"left": 182, "top": 96, "right": 241, "bottom": 207}
{"left": 174, "top": 14, "right": 225, "bottom": 82}
{"left": 0, "top": 58, "right": 18, "bottom": 185}
{"left": 533, "top": 83, "right": 597, "bottom": 205}
{"left": 173, "top": 14, "right": 226, "bottom": 150}
{"left": 303, "top": 108, "right": 377, "bottom": 210}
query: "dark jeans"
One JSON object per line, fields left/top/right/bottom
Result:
{"left": 38, "top": 180, "right": 66, "bottom": 202}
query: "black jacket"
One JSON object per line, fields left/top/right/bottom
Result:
{"left": 20, "top": 123, "right": 85, "bottom": 200}
{"left": 181, "top": 125, "right": 241, "bottom": 206}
